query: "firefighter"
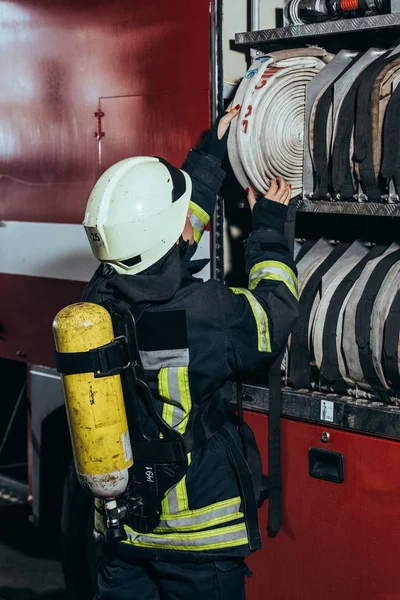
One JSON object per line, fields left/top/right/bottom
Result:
{"left": 82, "top": 105, "right": 298, "bottom": 600}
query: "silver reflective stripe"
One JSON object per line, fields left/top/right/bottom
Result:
{"left": 166, "top": 481, "right": 180, "bottom": 514}
{"left": 158, "top": 500, "right": 241, "bottom": 529}
{"left": 158, "top": 366, "right": 191, "bottom": 514}
{"left": 140, "top": 348, "right": 189, "bottom": 370}
{"left": 189, "top": 213, "right": 206, "bottom": 235}
{"left": 125, "top": 523, "right": 248, "bottom": 549}
{"left": 250, "top": 265, "right": 297, "bottom": 292}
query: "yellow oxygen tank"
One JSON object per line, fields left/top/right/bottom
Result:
{"left": 53, "top": 302, "right": 133, "bottom": 500}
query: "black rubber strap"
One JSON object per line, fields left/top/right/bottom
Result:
{"left": 131, "top": 440, "right": 186, "bottom": 463}
{"left": 382, "top": 290, "right": 400, "bottom": 392}
{"left": 355, "top": 248, "right": 400, "bottom": 400}
{"left": 266, "top": 348, "right": 285, "bottom": 538}
{"left": 55, "top": 337, "right": 130, "bottom": 378}
{"left": 218, "top": 425, "right": 262, "bottom": 552}
{"left": 289, "top": 243, "right": 351, "bottom": 388}
{"left": 313, "top": 84, "right": 334, "bottom": 199}
{"left": 320, "top": 245, "right": 387, "bottom": 386}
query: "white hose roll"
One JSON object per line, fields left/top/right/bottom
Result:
{"left": 370, "top": 260, "right": 400, "bottom": 389}
{"left": 342, "top": 243, "right": 400, "bottom": 389}
{"left": 228, "top": 50, "right": 329, "bottom": 197}
{"left": 312, "top": 240, "right": 370, "bottom": 371}
{"left": 287, "top": 238, "right": 335, "bottom": 352}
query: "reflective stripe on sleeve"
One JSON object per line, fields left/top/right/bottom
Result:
{"left": 189, "top": 201, "right": 210, "bottom": 244}
{"left": 249, "top": 260, "right": 298, "bottom": 299}
{"left": 230, "top": 287, "right": 271, "bottom": 352}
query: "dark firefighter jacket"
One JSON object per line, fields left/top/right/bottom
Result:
{"left": 83, "top": 149, "right": 299, "bottom": 563}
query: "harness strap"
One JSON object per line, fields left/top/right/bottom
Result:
{"left": 55, "top": 336, "right": 130, "bottom": 378}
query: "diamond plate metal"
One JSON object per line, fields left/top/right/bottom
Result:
{"left": 296, "top": 199, "right": 400, "bottom": 216}
{"left": 235, "top": 13, "right": 400, "bottom": 46}
{"left": 239, "top": 384, "right": 400, "bottom": 440}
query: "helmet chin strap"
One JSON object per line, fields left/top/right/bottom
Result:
{"left": 178, "top": 236, "right": 189, "bottom": 258}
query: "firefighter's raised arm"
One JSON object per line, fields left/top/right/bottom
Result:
{"left": 181, "top": 104, "right": 240, "bottom": 250}
{"left": 222, "top": 177, "right": 299, "bottom": 374}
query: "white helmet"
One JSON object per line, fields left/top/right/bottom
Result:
{"left": 83, "top": 156, "right": 192, "bottom": 275}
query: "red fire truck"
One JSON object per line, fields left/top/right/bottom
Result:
{"left": 1, "top": 1, "right": 400, "bottom": 599}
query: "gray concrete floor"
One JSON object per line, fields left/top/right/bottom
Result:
{"left": 0, "top": 505, "right": 66, "bottom": 600}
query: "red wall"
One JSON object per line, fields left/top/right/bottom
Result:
{"left": 0, "top": 0, "right": 211, "bottom": 366}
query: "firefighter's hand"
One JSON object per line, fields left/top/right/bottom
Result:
{"left": 246, "top": 177, "right": 292, "bottom": 212}
{"left": 217, "top": 103, "right": 241, "bottom": 139}
{"left": 200, "top": 103, "right": 240, "bottom": 160}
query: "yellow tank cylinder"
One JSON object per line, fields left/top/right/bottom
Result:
{"left": 53, "top": 302, "right": 133, "bottom": 499}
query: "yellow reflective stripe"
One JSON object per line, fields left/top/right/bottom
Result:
{"left": 230, "top": 287, "right": 271, "bottom": 352}
{"left": 193, "top": 227, "right": 202, "bottom": 244}
{"left": 158, "top": 368, "right": 174, "bottom": 431}
{"left": 155, "top": 512, "right": 244, "bottom": 533}
{"left": 189, "top": 201, "right": 210, "bottom": 245}
{"left": 155, "top": 497, "right": 243, "bottom": 532}
{"left": 123, "top": 522, "right": 248, "bottom": 551}
{"left": 158, "top": 366, "right": 192, "bottom": 514}
{"left": 249, "top": 260, "right": 298, "bottom": 299}
{"left": 161, "top": 496, "right": 240, "bottom": 519}
{"left": 189, "top": 201, "right": 210, "bottom": 227}
{"left": 177, "top": 367, "right": 191, "bottom": 434}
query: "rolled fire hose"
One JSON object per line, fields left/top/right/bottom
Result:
{"left": 370, "top": 259, "right": 400, "bottom": 389}
{"left": 342, "top": 243, "right": 400, "bottom": 389}
{"left": 312, "top": 240, "right": 370, "bottom": 371}
{"left": 288, "top": 237, "right": 336, "bottom": 352}
{"left": 228, "top": 48, "right": 333, "bottom": 197}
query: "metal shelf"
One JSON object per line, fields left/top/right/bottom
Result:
{"left": 296, "top": 198, "right": 400, "bottom": 217}
{"left": 241, "top": 384, "right": 400, "bottom": 440}
{"left": 235, "top": 13, "right": 400, "bottom": 50}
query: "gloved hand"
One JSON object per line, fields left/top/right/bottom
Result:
{"left": 247, "top": 178, "right": 292, "bottom": 233}
{"left": 200, "top": 103, "right": 241, "bottom": 161}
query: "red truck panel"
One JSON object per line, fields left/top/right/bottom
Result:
{"left": 245, "top": 411, "right": 400, "bottom": 600}
{"left": 0, "top": 0, "right": 210, "bottom": 365}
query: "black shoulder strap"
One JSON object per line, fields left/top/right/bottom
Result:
{"left": 382, "top": 290, "right": 400, "bottom": 393}
{"left": 355, "top": 248, "right": 400, "bottom": 400}
{"left": 289, "top": 243, "right": 351, "bottom": 388}
{"left": 320, "top": 245, "right": 387, "bottom": 387}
